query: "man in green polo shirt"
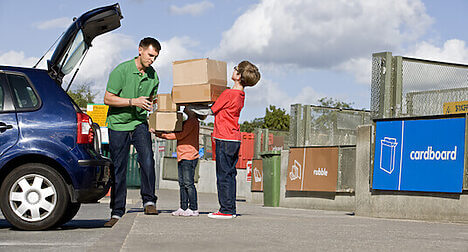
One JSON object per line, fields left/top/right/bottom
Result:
{"left": 103, "top": 37, "right": 160, "bottom": 227}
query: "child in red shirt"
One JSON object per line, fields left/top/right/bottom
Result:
{"left": 154, "top": 106, "right": 204, "bottom": 217}
{"left": 208, "top": 61, "right": 261, "bottom": 219}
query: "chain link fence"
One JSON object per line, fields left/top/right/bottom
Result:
{"left": 289, "top": 104, "right": 371, "bottom": 147}
{"left": 371, "top": 52, "right": 468, "bottom": 119}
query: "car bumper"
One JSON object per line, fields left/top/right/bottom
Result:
{"left": 73, "top": 157, "right": 112, "bottom": 203}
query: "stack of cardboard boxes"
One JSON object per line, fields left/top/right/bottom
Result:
{"left": 148, "top": 58, "right": 227, "bottom": 131}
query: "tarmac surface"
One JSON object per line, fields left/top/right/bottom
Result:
{"left": 1, "top": 189, "right": 468, "bottom": 251}
{"left": 95, "top": 189, "right": 468, "bottom": 251}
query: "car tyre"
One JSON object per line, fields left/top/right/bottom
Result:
{"left": 55, "top": 202, "right": 81, "bottom": 227}
{"left": 0, "top": 163, "right": 70, "bottom": 230}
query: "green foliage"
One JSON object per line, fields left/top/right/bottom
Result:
{"left": 312, "top": 97, "right": 355, "bottom": 131}
{"left": 317, "top": 97, "right": 353, "bottom": 109}
{"left": 263, "top": 105, "right": 289, "bottom": 131}
{"left": 240, "top": 117, "right": 264, "bottom": 132}
{"left": 67, "top": 83, "right": 96, "bottom": 108}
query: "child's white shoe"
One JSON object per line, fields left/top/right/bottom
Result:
{"left": 182, "top": 209, "right": 199, "bottom": 217}
{"left": 172, "top": 208, "right": 186, "bottom": 216}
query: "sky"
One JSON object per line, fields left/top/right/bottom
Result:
{"left": 0, "top": 0, "right": 467, "bottom": 122}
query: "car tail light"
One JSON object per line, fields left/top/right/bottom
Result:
{"left": 77, "top": 112, "right": 94, "bottom": 144}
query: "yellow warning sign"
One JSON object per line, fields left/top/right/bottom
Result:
{"left": 443, "top": 101, "right": 468, "bottom": 115}
{"left": 86, "top": 104, "right": 109, "bottom": 127}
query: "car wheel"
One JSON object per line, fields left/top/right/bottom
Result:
{"left": 55, "top": 202, "right": 81, "bottom": 227}
{"left": 0, "top": 163, "right": 70, "bottom": 230}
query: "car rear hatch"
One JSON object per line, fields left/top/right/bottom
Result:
{"left": 47, "top": 3, "right": 123, "bottom": 85}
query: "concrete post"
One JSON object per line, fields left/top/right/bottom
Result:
{"left": 354, "top": 125, "right": 372, "bottom": 216}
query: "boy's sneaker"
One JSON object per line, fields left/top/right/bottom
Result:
{"left": 182, "top": 209, "right": 199, "bottom": 217}
{"left": 207, "top": 211, "right": 236, "bottom": 219}
{"left": 172, "top": 208, "right": 186, "bottom": 216}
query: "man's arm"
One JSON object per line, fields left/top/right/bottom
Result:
{"left": 104, "top": 91, "right": 153, "bottom": 111}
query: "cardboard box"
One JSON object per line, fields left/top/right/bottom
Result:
{"left": 172, "top": 83, "right": 227, "bottom": 104}
{"left": 172, "top": 58, "right": 227, "bottom": 86}
{"left": 148, "top": 112, "right": 183, "bottom": 132}
{"left": 156, "top": 94, "right": 178, "bottom": 112}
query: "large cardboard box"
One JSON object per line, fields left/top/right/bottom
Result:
{"left": 172, "top": 58, "right": 227, "bottom": 86}
{"left": 172, "top": 83, "right": 226, "bottom": 104}
{"left": 156, "top": 94, "right": 178, "bottom": 112}
{"left": 148, "top": 112, "right": 183, "bottom": 132}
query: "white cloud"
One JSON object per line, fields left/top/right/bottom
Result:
{"left": 406, "top": 39, "right": 468, "bottom": 64}
{"left": 212, "top": 0, "right": 432, "bottom": 69}
{"left": 335, "top": 57, "right": 372, "bottom": 85}
{"left": 0, "top": 50, "right": 46, "bottom": 69}
{"left": 152, "top": 36, "right": 200, "bottom": 93}
{"left": 242, "top": 78, "right": 324, "bottom": 121}
{"left": 35, "top": 17, "right": 72, "bottom": 30}
{"left": 169, "top": 1, "right": 214, "bottom": 16}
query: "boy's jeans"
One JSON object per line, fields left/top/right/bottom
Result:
{"left": 109, "top": 123, "right": 157, "bottom": 217}
{"left": 178, "top": 159, "right": 199, "bottom": 211}
{"left": 215, "top": 139, "right": 241, "bottom": 215}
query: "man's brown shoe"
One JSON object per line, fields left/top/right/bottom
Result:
{"left": 104, "top": 218, "right": 119, "bottom": 227}
{"left": 144, "top": 205, "right": 158, "bottom": 215}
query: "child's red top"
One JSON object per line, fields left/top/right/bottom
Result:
{"left": 211, "top": 89, "right": 245, "bottom": 142}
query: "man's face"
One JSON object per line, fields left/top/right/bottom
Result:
{"left": 138, "top": 45, "right": 159, "bottom": 68}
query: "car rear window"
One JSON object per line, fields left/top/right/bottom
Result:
{"left": 7, "top": 74, "right": 39, "bottom": 109}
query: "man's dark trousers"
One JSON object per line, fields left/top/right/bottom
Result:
{"left": 109, "top": 123, "right": 157, "bottom": 217}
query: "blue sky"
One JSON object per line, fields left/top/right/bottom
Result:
{"left": 1, "top": 0, "right": 467, "bottom": 122}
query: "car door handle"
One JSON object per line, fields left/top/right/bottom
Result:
{"left": 0, "top": 123, "right": 13, "bottom": 132}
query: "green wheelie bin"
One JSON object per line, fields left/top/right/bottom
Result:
{"left": 261, "top": 151, "right": 282, "bottom": 207}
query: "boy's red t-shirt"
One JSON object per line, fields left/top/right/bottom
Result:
{"left": 211, "top": 89, "right": 245, "bottom": 141}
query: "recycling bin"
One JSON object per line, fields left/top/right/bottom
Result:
{"left": 380, "top": 137, "right": 398, "bottom": 174}
{"left": 261, "top": 151, "right": 282, "bottom": 207}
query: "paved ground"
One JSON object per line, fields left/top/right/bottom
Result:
{"left": 1, "top": 189, "right": 467, "bottom": 251}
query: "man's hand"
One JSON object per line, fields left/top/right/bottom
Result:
{"left": 132, "top": 96, "right": 152, "bottom": 111}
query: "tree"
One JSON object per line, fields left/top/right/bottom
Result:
{"left": 240, "top": 117, "right": 264, "bottom": 132}
{"left": 263, "top": 105, "right": 289, "bottom": 131}
{"left": 317, "top": 97, "right": 353, "bottom": 109}
{"left": 67, "top": 83, "right": 96, "bottom": 108}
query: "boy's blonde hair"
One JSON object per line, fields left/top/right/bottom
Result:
{"left": 237, "top": 61, "right": 261, "bottom": 87}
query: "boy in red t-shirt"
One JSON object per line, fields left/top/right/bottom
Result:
{"left": 153, "top": 106, "right": 205, "bottom": 217}
{"left": 208, "top": 61, "right": 261, "bottom": 219}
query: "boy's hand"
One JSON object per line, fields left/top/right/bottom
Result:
{"left": 149, "top": 128, "right": 156, "bottom": 134}
{"left": 132, "top": 96, "right": 152, "bottom": 111}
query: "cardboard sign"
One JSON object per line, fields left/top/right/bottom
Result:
{"left": 286, "top": 147, "right": 338, "bottom": 192}
{"left": 251, "top": 159, "right": 263, "bottom": 192}
{"left": 373, "top": 117, "right": 465, "bottom": 193}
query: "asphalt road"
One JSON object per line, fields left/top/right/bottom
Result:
{"left": 1, "top": 189, "right": 467, "bottom": 251}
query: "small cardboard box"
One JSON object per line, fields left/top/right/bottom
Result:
{"left": 172, "top": 58, "right": 227, "bottom": 86}
{"left": 148, "top": 112, "right": 183, "bottom": 132}
{"left": 172, "top": 83, "right": 227, "bottom": 104}
{"left": 156, "top": 94, "right": 178, "bottom": 112}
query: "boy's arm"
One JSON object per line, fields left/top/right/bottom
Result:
{"left": 158, "top": 118, "right": 196, "bottom": 140}
{"left": 210, "top": 90, "right": 229, "bottom": 115}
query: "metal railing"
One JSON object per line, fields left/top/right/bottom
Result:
{"left": 289, "top": 104, "right": 371, "bottom": 147}
{"left": 371, "top": 52, "right": 468, "bottom": 119}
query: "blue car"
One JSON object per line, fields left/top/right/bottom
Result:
{"left": 0, "top": 4, "right": 122, "bottom": 230}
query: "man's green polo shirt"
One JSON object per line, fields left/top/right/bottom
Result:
{"left": 106, "top": 58, "right": 159, "bottom": 131}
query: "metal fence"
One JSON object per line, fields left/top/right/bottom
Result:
{"left": 289, "top": 104, "right": 371, "bottom": 147}
{"left": 371, "top": 52, "right": 468, "bottom": 119}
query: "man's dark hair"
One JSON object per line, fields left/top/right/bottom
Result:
{"left": 139, "top": 37, "right": 161, "bottom": 52}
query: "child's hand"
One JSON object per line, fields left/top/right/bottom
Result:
{"left": 149, "top": 128, "right": 157, "bottom": 134}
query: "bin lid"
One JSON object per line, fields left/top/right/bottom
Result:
{"left": 260, "top": 150, "right": 282, "bottom": 157}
